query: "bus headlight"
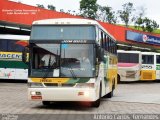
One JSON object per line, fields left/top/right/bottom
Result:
{"left": 30, "top": 91, "right": 41, "bottom": 96}
{"left": 75, "top": 83, "right": 94, "bottom": 88}
{"left": 28, "top": 82, "right": 44, "bottom": 88}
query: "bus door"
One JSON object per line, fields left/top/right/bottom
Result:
{"left": 156, "top": 53, "right": 160, "bottom": 80}
{"left": 141, "top": 53, "right": 156, "bottom": 80}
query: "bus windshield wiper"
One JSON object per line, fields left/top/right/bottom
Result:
{"left": 42, "top": 57, "right": 56, "bottom": 79}
{"left": 62, "top": 49, "right": 77, "bottom": 79}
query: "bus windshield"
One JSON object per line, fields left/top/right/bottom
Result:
{"left": 142, "top": 55, "right": 154, "bottom": 64}
{"left": 30, "top": 44, "right": 95, "bottom": 78}
{"left": 118, "top": 53, "right": 139, "bottom": 63}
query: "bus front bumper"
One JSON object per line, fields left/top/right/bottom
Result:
{"left": 28, "top": 87, "right": 98, "bottom": 102}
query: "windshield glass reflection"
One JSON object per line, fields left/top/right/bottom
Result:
{"left": 31, "top": 44, "right": 60, "bottom": 77}
{"left": 30, "top": 44, "right": 95, "bottom": 78}
{"left": 60, "top": 44, "right": 95, "bottom": 77}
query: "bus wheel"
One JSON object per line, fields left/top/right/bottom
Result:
{"left": 42, "top": 101, "right": 51, "bottom": 106}
{"left": 106, "top": 82, "right": 115, "bottom": 98}
{"left": 91, "top": 98, "right": 100, "bottom": 107}
{"left": 117, "top": 75, "right": 120, "bottom": 84}
{"left": 91, "top": 83, "right": 101, "bottom": 107}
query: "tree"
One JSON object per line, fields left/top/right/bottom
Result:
{"left": 118, "top": 2, "right": 135, "bottom": 27}
{"left": 80, "top": 0, "right": 98, "bottom": 19}
{"left": 60, "top": 9, "right": 64, "bottom": 12}
{"left": 98, "top": 5, "right": 117, "bottom": 24}
{"left": 134, "top": 6, "right": 146, "bottom": 30}
{"left": 141, "top": 18, "right": 159, "bottom": 32}
{"left": 36, "top": 4, "right": 45, "bottom": 9}
{"left": 47, "top": 5, "right": 56, "bottom": 11}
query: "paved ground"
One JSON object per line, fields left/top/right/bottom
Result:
{"left": 0, "top": 81, "right": 160, "bottom": 120}
{"left": 110, "top": 81, "right": 160, "bottom": 104}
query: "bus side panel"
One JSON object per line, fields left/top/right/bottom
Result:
{"left": 15, "top": 69, "right": 28, "bottom": 80}
{"left": 108, "top": 56, "right": 117, "bottom": 93}
{"left": 0, "top": 68, "right": 15, "bottom": 79}
{"left": 156, "top": 64, "right": 160, "bottom": 80}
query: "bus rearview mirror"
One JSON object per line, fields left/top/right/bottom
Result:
{"left": 22, "top": 47, "right": 29, "bottom": 64}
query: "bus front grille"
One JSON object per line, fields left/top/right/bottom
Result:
{"left": 126, "top": 71, "right": 136, "bottom": 78}
{"left": 44, "top": 83, "right": 75, "bottom": 87}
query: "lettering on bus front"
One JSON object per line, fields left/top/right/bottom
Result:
{"left": 142, "top": 65, "right": 153, "bottom": 69}
{"left": 62, "top": 40, "right": 87, "bottom": 43}
{"left": 40, "top": 79, "right": 52, "bottom": 83}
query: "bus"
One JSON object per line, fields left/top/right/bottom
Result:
{"left": 25, "top": 18, "right": 118, "bottom": 107}
{"left": 117, "top": 50, "right": 142, "bottom": 82}
{"left": 118, "top": 50, "right": 160, "bottom": 82}
{"left": 0, "top": 34, "right": 29, "bottom": 80}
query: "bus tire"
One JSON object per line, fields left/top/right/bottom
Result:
{"left": 91, "top": 83, "right": 101, "bottom": 107}
{"left": 42, "top": 101, "right": 51, "bottom": 106}
{"left": 117, "top": 74, "right": 120, "bottom": 83}
{"left": 106, "top": 81, "right": 115, "bottom": 98}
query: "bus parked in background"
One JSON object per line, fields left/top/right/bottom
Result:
{"left": 0, "top": 34, "right": 29, "bottom": 80}
{"left": 118, "top": 50, "right": 160, "bottom": 81}
{"left": 117, "top": 50, "right": 141, "bottom": 82}
{"left": 26, "top": 18, "right": 117, "bottom": 107}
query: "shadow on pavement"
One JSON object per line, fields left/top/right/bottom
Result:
{"left": 0, "top": 79, "right": 27, "bottom": 83}
{"left": 118, "top": 80, "right": 160, "bottom": 84}
{"left": 32, "top": 100, "right": 106, "bottom": 111}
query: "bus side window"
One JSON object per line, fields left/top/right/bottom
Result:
{"left": 157, "top": 55, "right": 160, "bottom": 64}
{"left": 108, "top": 38, "right": 111, "bottom": 53}
{"left": 113, "top": 41, "right": 117, "bottom": 55}
{"left": 100, "top": 31, "right": 104, "bottom": 48}
{"left": 110, "top": 39, "right": 112, "bottom": 54}
{"left": 104, "top": 34, "right": 107, "bottom": 51}
{"left": 0, "top": 39, "right": 7, "bottom": 51}
{"left": 8, "top": 40, "right": 24, "bottom": 52}
{"left": 106, "top": 36, "right": 109, "bottom": 52}
{"left": 98, "top": 29, "right": 101, "bottom": 45}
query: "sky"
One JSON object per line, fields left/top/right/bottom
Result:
{"left": 10, "top": 0, "right": 160, "bottom": 26}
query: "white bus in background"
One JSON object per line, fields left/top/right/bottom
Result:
{"left": 117, "top": 50, "right": 142, "bottom": 82}
{"left": 0, "top": 34, "right": 29, "bottom": 80}
{"left": 141, "top": 52, "right": 156, "bottom": 80}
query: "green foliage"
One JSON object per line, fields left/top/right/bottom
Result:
{"left": 98, "top": 5, "right": 117, "bottom": 24}
{"left": 36, "top": 4, "right": 45, "bottom": 9}
{"left": 153, "top": 29, "right": 160, "bottom": 34}
{"left": 118, "top": 2, "right": 135, "bottom": 27}
{"left": 48, "top": 5, "right": 56, "bottom": 11}
{"left": 134, "top": 17, "right": 159, "bottom": 32}
{"left": 80, "top": 0, "right": 98, "bottom": 19}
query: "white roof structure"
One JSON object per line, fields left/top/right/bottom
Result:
{"left": 0, "top": 34, "right": 30, "bottom": 40}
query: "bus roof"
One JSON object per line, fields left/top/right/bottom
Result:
{"left": 117, "top": 50, "right": 141, "bottom": 53}
{"left": 141, "top": 52, "right": 156, "bottom": 55}
{"left": 32, "top": 18, "right": 116, "bottom": 41}
{"left": 0, "top": 34, "right": 30, "bottom": 40}
{"left": 33, "top": 18, "right": 99, "bottom": 25}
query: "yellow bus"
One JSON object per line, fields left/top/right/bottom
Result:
{"left": 25, "top": 18, "right": 117, "bottom": 107}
